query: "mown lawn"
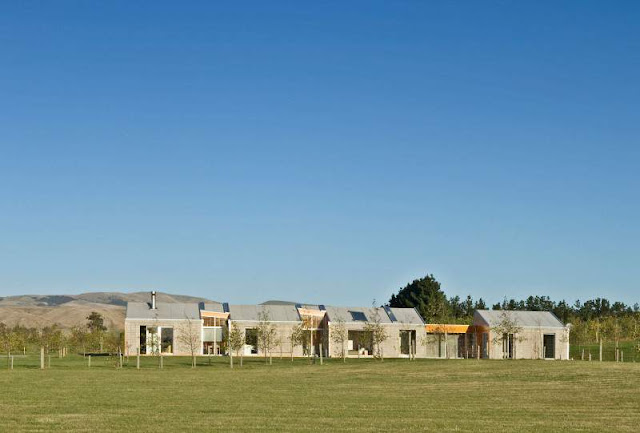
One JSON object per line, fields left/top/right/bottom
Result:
{"left": 0, "top": 355, "right": 639, "bottom": 432}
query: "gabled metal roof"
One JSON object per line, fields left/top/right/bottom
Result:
{"left": 125, "top": 302, "right": 200, "bottom": 320}
{"left": 201, "top": 302, "right": 224, "bottom": 313}
{"left": 387, "top": 307, "right": 424, "bottom": 325}
{"left": 325, "top": 305, "right": 424, "bottom": 325}
{"left": 228, "top": 304, "right": 302, "bottom": 322}
{"left": 473, "top": 310, "right": 565, "bottom": 329}
{"left": 324, "top": 306, "right": 393, "bottom": 324}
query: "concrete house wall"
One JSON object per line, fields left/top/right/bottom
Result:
{"left": 485, "top": 327, "right": 569, "bottom": 360}
{"left": 325, "top": 306, "right": 427, "bottom": 358}
{"left": 229, "top": 320, "right": 308, "bottom": 358}
{"left": 124, "top": 298, "right": 204, "bottom": 356}
{"left": 327, "top": 322, "right": 427, "bottom": 358}
{"left": 124, "top": 318, "right": 203, "bottom": 356}
{"left": 228, "top": 304, "right": 308, "bottom": 357}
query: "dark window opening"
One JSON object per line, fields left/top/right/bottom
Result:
{"left": 482, "top": 333, "right": 488, "bottom": 358}
{"left": 139, "top": 326, "right": 147, "bottom": 355}
{"left": 543, "top": 334, "right": 556, "bottom": 359}
{"left": 400, "top": 330, "right": 416, "bottom": 355}
{"left": 503, "top": 333, "right": 514, "bottom": 359}
{"left": 245, "top": 328, "right": 258, "bottom": 354}
{"left": 347, "top": 330, "right": 373, "bottom": 356}
{"left": 161, "top": 327, "right": 173, "bottom": 354}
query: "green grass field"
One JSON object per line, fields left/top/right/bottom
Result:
{"left": 1, "top": 355, "right": 639, "bottom": 432}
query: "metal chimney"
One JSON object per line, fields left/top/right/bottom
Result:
{"left": 151, "top": 291, "right": 157, "bottom": 310}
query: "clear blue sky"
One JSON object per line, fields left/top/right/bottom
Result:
{"left": 1, "top": 1, "right": 638, "bottom": 306}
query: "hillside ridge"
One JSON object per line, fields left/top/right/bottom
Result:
{"left": 0, "top": 291, "right": 215, "bottom": 331}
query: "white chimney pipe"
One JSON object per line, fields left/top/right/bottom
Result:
{"left": 151, "top": 291, "right": 157, "bottom": 310}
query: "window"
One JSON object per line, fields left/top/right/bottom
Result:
{"left": 203, "top": 327, "right": 223, "bottom": 342}
{"left": 161, "top": 327, "right": 173, "bottom": 354}
{"left": 399, "top": 330, "right": 416, "bottom": 356}
{"left": 204, "top": 317, "right": 225, "bottom": 327}
{"left": 481, "top": 333, "right": 488, "bottom": 358}
{"left": 245, "top": 328, "right": 258, "bottom": 354}
{"left": 347, "top": 330, "right": 373, "bottom": 355}
{"left": 139, "top": 326, "right": 147, "bottom": 355}
{"left": 349, "top": 311, "right": 367, "bottom": 321}
{"left": 502, "top": 333, "right": 514, "bottom": 359}
{"left": 147, "top": 327, "right": 160, "bottom": 355}
{"left": 543, "top": 334, "right": 556, "bottom": 359}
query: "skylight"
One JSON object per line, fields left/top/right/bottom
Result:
{"left": 350, "top": 311, "right": 367, "bottom": 321}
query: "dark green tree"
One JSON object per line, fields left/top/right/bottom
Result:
{"left": 474, "top": 298, "right": 487, "bottom": 310}
{"left": 86, "top": 311, "right": 107, "bottom": 332}
{"left": 388, "top": 274, "right": 450, "bottom": 323}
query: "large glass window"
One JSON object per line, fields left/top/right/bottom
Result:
{"left": 347, "top": 330, "right": 373, "bottom": 356}
{"left": 161, "top": 327, "right": 173, "bottom": 354}
{"left": 400, "top": 330, "right": 416, "bottom": 355}
{"left": 204, "top": 317, "right": 226, "bottom": 327}
{"left": 502, "top": 333, "right": 514, "bottom": 359}
{"left": 245, "top": 328, "right": 258, "bottom": 354}
{"left": 147, "top": 327, "right": 160, "bottom": 355}
{"left": 203, "top": 327, "right": 223, "bottom": 343}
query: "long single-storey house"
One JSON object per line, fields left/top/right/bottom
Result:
{"left": 124, "top": 292, "right": 570, "bottom": 360}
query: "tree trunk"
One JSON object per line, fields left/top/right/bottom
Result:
{"left": 599, "top": 339, "right": 603, "bottom": 362}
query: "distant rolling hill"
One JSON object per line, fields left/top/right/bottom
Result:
{"left": 0, "top": 291, "right": 214, "bottom": 331}
{"left": 260, "top": 300, "right": 301, "bottom": 305}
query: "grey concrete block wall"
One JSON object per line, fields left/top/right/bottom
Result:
{"left": 231, "top": 321, "right": 307, "bottom": 358}
{"left": 327, "top": 323, "right": 427, "bottom": 358}
{"left": 487, "top": 327, "right": 570, "bottom": 360}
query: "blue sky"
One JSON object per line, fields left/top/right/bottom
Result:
{"left": 1, "top": 1, "right": 638, "bottom": 305}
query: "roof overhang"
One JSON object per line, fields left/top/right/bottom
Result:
{"left": 298, "top": 308, "right": 326, "bottom": 318}
{"left": 201, "top": 311, "right": 229, "bottom": 319}
{"left": 425, "top": 324, "right": 489, "bottom": 334}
